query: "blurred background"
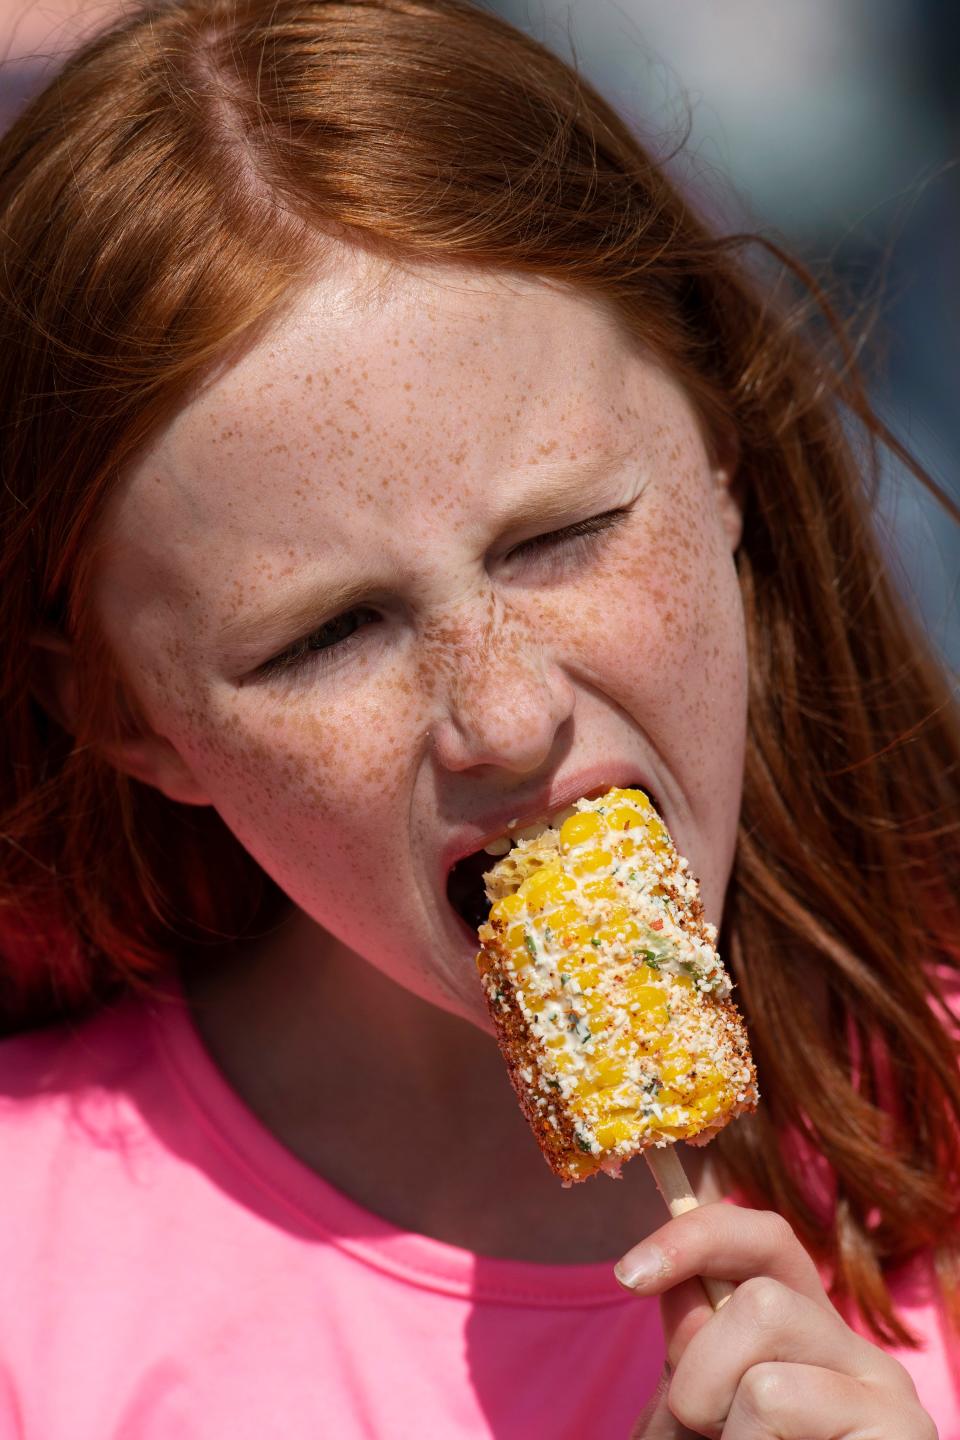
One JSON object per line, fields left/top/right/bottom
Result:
{"left": 2, "top": 0, "right": 958, "bottom": 666}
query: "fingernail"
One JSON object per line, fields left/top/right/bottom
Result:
{"left": 614, "top": 1243, "right": 667, "bottom": 1290}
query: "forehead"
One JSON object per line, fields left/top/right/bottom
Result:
{"left": 97, "top": 261, "right": 697, "bottom": 632}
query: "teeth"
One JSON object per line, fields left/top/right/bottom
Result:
{"left": 481, "top": 803, "right": 578, "bottom": 856}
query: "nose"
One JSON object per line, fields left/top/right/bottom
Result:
{"left": 427, "top": 598, "right": 576, "bottom": 775}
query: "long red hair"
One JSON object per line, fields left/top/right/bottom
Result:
{"left": 1, "top": 0, "right": 958, "bottom": 1346}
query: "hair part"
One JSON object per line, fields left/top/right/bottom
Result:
{"left": 1, "top": 0, "right": 959, "bottom": 1347}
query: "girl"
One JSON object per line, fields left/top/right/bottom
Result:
{"left": 1, "top": 1, "right": 958, "bottom": 1435}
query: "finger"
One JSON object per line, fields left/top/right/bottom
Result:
{"left": 660, "top": 1276, "right": 715, "bottom": 1355}
{"left": 629, "top": 1366, "right": 703, "bottom": 1440}
{"left": 718, "top": 1362, "right": 937, "bottom": 1440}
{"left": 615, "top": 1204, "right": 830, "bottom": 1309}
{"left": 666, "top": 1278, "right": 893, "bottom": 1435}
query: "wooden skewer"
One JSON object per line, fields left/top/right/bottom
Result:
{"left": 645, "top": 1145, "right": 735, "bottom": 1311}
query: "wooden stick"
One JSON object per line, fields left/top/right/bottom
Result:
{"left": 645, "top": 1145, "right": 735, "bottom": 1311}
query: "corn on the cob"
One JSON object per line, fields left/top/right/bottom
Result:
{"left": 476, "top": 787, "right": 758, "bottom": 1184}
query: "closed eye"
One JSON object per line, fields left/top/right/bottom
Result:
{"left": 252, "top": 507, "right": 630, "bottom": 682}
{"left": 254, "top": 605, "right": 380, "bottom": 680}
{"left": 506, "top": 506, "right": 631, "bottom": 565}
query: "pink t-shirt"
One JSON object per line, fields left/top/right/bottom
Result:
{"left": 0, "top": 972, "right": 958, "bottom": 1439}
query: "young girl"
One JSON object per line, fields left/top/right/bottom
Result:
{"left": 1, "top": 1, "right": 957, "bottom": 1435}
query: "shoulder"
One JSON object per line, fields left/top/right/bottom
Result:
{"left": 0, "top": 992, "right": 153, "bottom": 1106}
{"left": 0, "top": 992, "right": 168, "bottom": 1195}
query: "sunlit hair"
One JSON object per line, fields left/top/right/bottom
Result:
{"left": 1, "top": 0, "right": 958, "bottom": 1346}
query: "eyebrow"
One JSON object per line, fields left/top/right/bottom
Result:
{"left": 495, "top": 451, "right": 634, "bottom": 528}
{"left": 216, "top": 449, "right": 635, "bottom": 660}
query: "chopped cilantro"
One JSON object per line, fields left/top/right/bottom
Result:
{"left": 632, "top": 948, "right": 660, "bottom": 968}
{"left": 574, "top": 1133, "right": 593, "bottom": 1154}
{"left": 524, "top": 931, "right": 537, "bottom": 959}
{"left": 590, "top": 936, "right": 601, "bottom": 948}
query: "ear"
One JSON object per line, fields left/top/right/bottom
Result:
{"left": 712, "top": 464, "right": 745, "bottom": 555}
{"left": 30, "top": 628, "right": 212, "bottom": 807}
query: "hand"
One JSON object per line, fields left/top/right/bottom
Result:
{"left": 615, "top": 1203, "right": 938, "bottom": 1439}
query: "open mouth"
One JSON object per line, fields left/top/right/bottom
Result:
{"left": 445, "top": 781, "right": 661, "bottom": 935}
{"left": 446, "top": 848, "right": 500, "bottom": 933}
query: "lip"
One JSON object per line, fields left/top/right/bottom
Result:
{"left": 439, "top": 764, "right": 665, "bottom": 884}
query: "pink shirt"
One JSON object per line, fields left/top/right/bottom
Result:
{"left": 0, "top": 972, "right": 958, "bottom": 1438}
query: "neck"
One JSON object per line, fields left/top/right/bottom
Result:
{"left": 182, "top": 906, "right": 721, "bottom": 1262}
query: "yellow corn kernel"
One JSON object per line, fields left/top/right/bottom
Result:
{"left": 572, "top": 849, "right": 613, "bottom": 878}
{"left": 490, "top": 891, "right": 525, "bottom": 923}
{"left": 559, "top": 811, "right": 604, "bottom": 850}
{"left": 594, "top": 903, "right": 640, "bottom": 946}
{"left": 589, "top": 1056, "right": 625, "bottom": 1089}
{"left": 594, "top": 1115, "right": 635, "bottom": 1148}
{"left": 582, "top": 876, "right": 618, "bottom": 903}
{"left": 607, "top": 790, "right": 669, "bottom": 849}
{"left": 548, "top": 903, "right": 594, "bottom": 948}
{"left": 605, "top": 803, "right": 647, "bottom": 833}
{"left": 544, "top": 1038, "right": 575, "bottom": 1071}
{"left": 518, "top": 864, "right": 575, "bottom": 912}
{"left": 571, "top": 963, "right": 601, "bottom": 992}
{"left": 692, "top": 1088, "right": 724, "bottom": 1121}
{"left": 505, "top": 922, "right": 529, "bottom": 954}
{"left": 632, "top": 963, "right": 662, "bottom": 987}
{"left": 659, "top": 1052, "right": 691, "bottom": 1084}
{"left": 625, "top": 982, "right": 667, "bottom": 1010}
{"left": 609, "top": 787, "right": 653, "bottom": 810}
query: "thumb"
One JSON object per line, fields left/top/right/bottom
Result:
{"left": 629, "top": 1363, "right": 704, "bottom": 1439}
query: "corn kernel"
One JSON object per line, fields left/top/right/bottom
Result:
{"left": 582, "top": 877, "right": 617, "bottom": 903}
{"left": 606, "top": 804, "right": 647, "bottom": 833}
{"left": 660, "top": 1053, "right": 690, "bottom": 1084}
{"left": 625, "top": 982, "right": 667, "bottom": 1010}
{"left": 491, "top": 891, "right": 525, "bottom": 922}
{"left": 548, "top": 903, "right": 594, "bottom": 948}
{"left": 594, "top": 1115, "right": 635, "bottom": 1148}
{"left": 634, "top": 964, "right": 661, "bottom": 987}
{"left": 572, "top": 849, "right": 613, "bottom": 878}
{"left": 559, "top": 811, "right": 604, "bottom": 850}
{"left": 518, "top": 864, "right": 575, "bottom": 912}
{"left": 505, "top": 923, "right": 528, "bottom": 955}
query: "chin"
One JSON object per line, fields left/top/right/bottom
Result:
{"left": 420, "top": 970, "right": 497, "bottom": 1036}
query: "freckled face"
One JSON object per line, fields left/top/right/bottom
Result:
{"left": 94, "top": 262, "right": 748, "bottom": 1029}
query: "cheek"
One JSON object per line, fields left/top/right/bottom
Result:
{"left": 562, "top": 483, "right": 740, "bottom": 656}
{"left": 542, "top": 482, "right": 747, "bottom": 779}
{"left": 164, "top": 679, "right": 433, "bottom": 898}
